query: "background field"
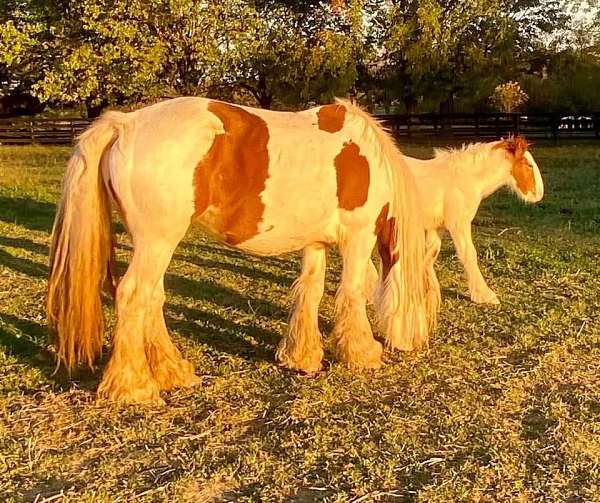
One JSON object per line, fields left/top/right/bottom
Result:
{"left": 0, "top": 143, "right": 599, "bottom": 502}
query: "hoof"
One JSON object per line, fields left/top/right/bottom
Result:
{"left": 97, "top": 377, "right": 164, "bottom": 406}
{"left": 152, "top": 357, "right": 201, "bottom": 391}
{"left": 276, "top": 346, "right": 323, "bottom": 375}
{"left": 336, "top": 338, "right": 383, "bottom": 370}
{"left": 471, "top": 288, "right": 500, "bottom": 305}
{"left": 387, "top": 336, "right": 413, "bottom": 352}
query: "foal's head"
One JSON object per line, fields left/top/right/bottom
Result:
{"left": 493, "top": 136, "right": 544, "bottom": 203}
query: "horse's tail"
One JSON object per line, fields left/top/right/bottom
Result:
{"left": 374, "top": 166, "right": 440, "bottom": 351}
{"left": 47, "top": 111, "right": 128, "bottom": 371}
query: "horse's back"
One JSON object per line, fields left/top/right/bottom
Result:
{"left": 105, "top": 97, "right": 389, "bottom": 255}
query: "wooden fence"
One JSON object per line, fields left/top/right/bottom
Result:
{"left": 0, "top": 113, "right": 599, "bottom": 145}
{"left": 375, "top": 112, "right": 600, "bottom": 141}
{"left": 0, "top": 118, "right": 91, "bottom": 145}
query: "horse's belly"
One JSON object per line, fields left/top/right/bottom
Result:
{"left": 195, "top": 189, "right": 339, "bottom": 256}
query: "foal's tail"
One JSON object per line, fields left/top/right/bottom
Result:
{"left": 374, "top": 166, "right": 440, "bottom": 351}
{"left": 47, "top": 112, "right": 128, "bottom": 371}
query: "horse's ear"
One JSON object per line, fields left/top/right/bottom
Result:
{"left": 494, "top": 135, "right": 529, "bottom": 159}
{"left": 513, "top": 135, "right": 529, "bottom": 158}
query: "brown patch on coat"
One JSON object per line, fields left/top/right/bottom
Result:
{"left": 317, "top": 104, "right": 346, "bottom": 133}
{"left": 334, "top": 141, "right": 370, "bottom": 210}
{"left": 375, "top": 203, "right": 398, "bottom": 280}
{"left": 193, "top": 101, "right": 269, "bottom": 245}
{"left": 494, "top": 135, "right": 536, "bottom": 195}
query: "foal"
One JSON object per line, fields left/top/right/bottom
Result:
{"left": 47, "top": 97, "right": 439, "bottom": 405}
{"left": 367, "top": 136, "right": 544, "bottom": 305}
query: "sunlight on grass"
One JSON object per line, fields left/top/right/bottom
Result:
{"left": 0, "top": 143, "right": 598, "bottom": 501}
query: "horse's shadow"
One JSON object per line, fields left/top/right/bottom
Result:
{"left": 0, "top": 312, "right": 75, "bottom": 387}
{"left": 0, "top": 231, "right": 295, "bottom": 372}
{"left": 171, "top": 252, "right": 296, "bottom": 288}
{"left": 0, "top": 195, "right": 56, "bottom": 233}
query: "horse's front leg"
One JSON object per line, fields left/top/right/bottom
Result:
{"left": 333, "top": 231, "right": 383, "bottom": 370}
{"left": 448, "top": 221, "right": 499, "bottom": 305}
{"left": 276, "top": 243, "right": 327, "bottom": 374}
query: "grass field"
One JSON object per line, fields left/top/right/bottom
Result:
{"left": 0, "top": 142, "right": 599, "bottom": 502}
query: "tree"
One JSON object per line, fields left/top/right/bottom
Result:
{"left": 0, "top": 0, "right": 364, "bottom": 114}
{"left": 358, "top": 0, "right": 567, "bottom": 113}
{"left": 490, "top": 81, "right": 529, "bottom": 112}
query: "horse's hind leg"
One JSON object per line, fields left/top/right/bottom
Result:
{"left": 98, "top": 240, "right": 174, "bottom": 404}
{"left": 333, "top": 231, "right": 382, "bottom": 370}
{"left": 146, "top": 276, "right": 201, "bottom": 390}
{"left": 98, "top": 235, "right": 198, "bottom": 404}
{"left": 276, "top": 243, "right": 326, "bottom": 374}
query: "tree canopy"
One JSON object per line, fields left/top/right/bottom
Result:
{"left": 0, "top": 0, "right": 597, "bottom": 115}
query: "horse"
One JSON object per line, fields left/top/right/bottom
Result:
{"left": 46, "top": 97, "right": 440, "bottom": 405}
{"left": 366, "top": 136, "right": 544, "bottom": 306}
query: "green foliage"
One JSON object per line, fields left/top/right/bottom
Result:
{"left": 523, "top": 46, "right": 600, "bottom": 113}
{"left": 0, "top": 0, "right": 597, "bottom": 114}
{"left": 0, "top": 0, "right": 363, "bottom": 112}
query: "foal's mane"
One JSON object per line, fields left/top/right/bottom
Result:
{"left": 432, "top": 142, "right": 499, "bottom": 172}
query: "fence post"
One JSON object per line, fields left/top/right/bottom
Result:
{"left": 29, "top": 120, "right": 35, "bottom": 143}
{"left": 551, "top": 113, "right": 559, "bottom": 144}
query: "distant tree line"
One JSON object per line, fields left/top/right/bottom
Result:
{"left": 1, "top": 0, "right": 598, "bottom": 117}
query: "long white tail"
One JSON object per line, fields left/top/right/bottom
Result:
{"left": 374, "top": 164, "right": 440, "bottom": 351}
{"left": 47, "top": 112, "right": 128, "bottom": 370}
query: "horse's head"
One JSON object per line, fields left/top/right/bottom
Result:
{"left": 494, "top": 136, "right": 544, "bottom": 203}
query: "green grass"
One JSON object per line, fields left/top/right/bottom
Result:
{"left": 0, "top": 143, "right": 599, "bottom": 502}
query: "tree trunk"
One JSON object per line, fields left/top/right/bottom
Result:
{"left": 404, "top": 96, "right": 417, "bottom": 114}
{"left": 257, "top": 93, "right": 272, "bottom": 109}
{"left": 86, "top": 99, "right": 108, "bottom": 118}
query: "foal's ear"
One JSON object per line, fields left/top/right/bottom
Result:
{"left": 495, "top": 135, "right": 529, "bottom": 159}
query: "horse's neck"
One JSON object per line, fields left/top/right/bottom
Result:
{"left": 449, "top": 148, "right": 510, "bottom": 200}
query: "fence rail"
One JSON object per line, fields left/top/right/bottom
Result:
{"left": 374, "top": 112, "right": 600, "bottom": 141}
{"left": 0, "top": 113, "right": 599, "bottom": 145}
{"left": 0, "top": 118, "right": 91, "bottom": 145}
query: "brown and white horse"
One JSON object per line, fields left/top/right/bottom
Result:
{"left": 47, "top": 97, "right": 439, "bottom": 405}
{"left": 366, "top": 137, "right": 544, "bottom": 306}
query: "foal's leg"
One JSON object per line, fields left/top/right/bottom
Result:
{"left": 276, "top": 243, "right": 326, "bottom": 374}
{"left": 448, "top": 222, "right": 499, "bottom": 305}
{"left": 365, "top": 258, "right": 379, "bottom": 305}
{"left": 425, "top": 229, "right": 442, "bottom": 294}
{"left": 333, "top": 232, "right": 382, "bottom": 370}
{"left": 98, "top": 242, "right": 174, "bottom": 405}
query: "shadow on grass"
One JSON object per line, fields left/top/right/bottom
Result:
{"left": 165, "top": 273, "right": 289, "bottom": 322}
{"left": 0, "top": 246, "right": 47, "bottom": 277}
{"left": 0, "top": 235, "right": 49, "bottom": 255}
{"left": 172, "top": 252, "right": 296, "bottom": 287}
{"left": 166, "top": 304, "right": 280, "bottom": 363}
{"left": 0, "top": 195, "right": 56, "bottom": 232}
{"left": 0, "top": 312, "right": 74, "bottom": 387}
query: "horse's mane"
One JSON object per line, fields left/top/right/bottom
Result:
{"left": 334, "top": 98, "right": 404, "bottom": 173}
{"left": 334, "top": 98, "right": 438, "bottom": 336}
{"left": 432, "top": 142, "right": 500, "bottom": 172}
